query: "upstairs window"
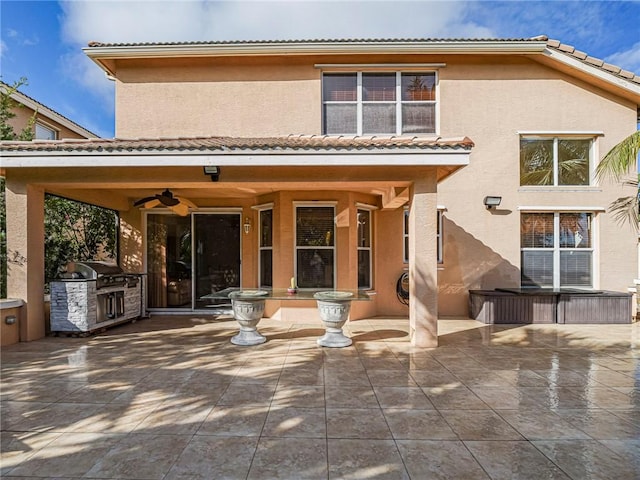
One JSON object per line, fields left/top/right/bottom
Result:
{"left": 323, "top": 72, "right": 437, "bottom": 136}
{"left": 520, "top": 137, "right": 592, "bottom": 186}
{"left": 35, "top": 122, "right": 57, "bottom": 140}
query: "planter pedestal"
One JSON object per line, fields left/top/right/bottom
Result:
{"left": 314, "top": 291, "right": 353, "bottom": 347}
{"left": 229, "top": 291, "right": 268, "bottom": 346}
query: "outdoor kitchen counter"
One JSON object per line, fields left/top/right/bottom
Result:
{"left": 202, "top": 288, "right": 371, "bottom": 346}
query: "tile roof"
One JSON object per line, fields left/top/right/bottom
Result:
{"left": 0, "top": 135, "right": 474, "bottom": 153}
{"left": 545, "top": 38, "right": 640, "bottom": 85}
{"left": 86, "top": 36, "right": 640, "bottom": 87}
{"left": 86, "top": 37, "right": 544, "bottom": 48}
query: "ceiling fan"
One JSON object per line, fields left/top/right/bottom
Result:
{"left": 133, "top": 189, "right": 197, "bottom": 216}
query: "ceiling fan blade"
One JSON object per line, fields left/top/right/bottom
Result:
{"left": 176, "top": 196, "right": 197, "bottom": 209}
{"left": 170, "top": 203, "right": 190, "bottom": 216}
{"left": 133, "top": 196, "right": 156, "bottom": 207}
{"left": 143, "top": 199, "right": 161, "bottom": 209}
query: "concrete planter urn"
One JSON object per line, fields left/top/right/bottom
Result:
{"left": 314, "top": 291, "right": 354, "bottom": 347}
{"left": 229, "top": 290, "right": 269, "bottom": 345}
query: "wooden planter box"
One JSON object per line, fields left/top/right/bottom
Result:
{"left": 469, "top": 290, "right": 556, "bottom": 324}
{"left": 557, "top": 292, "right": 632, "bottom": 324}
{"left": 470, "top": 289, "right": 632, "bottom": 324}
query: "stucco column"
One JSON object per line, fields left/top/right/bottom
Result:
{"left": 119, "top": 208, "right": 143, "bottom": 273}
{"left": 5, "top": 180, "right": 46, "bottom": 341}
{"left": 408, "top": 176, "right": 438, "bottom": 347}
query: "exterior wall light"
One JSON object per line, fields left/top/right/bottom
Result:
{"left": 483, "top": 196, "right": 502, "bottom": 209}
{"left": 243, "top": 217, "right": 252, "bottom": 234}
{"left": 5, "top": 315, "right": 17, "bottom": 325}
{"left": 203, "top": 166, "right": 220, "bottom": 182}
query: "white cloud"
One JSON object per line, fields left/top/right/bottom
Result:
{"left": 60, "top": 0, "right": 494, "bottom": 44}
{"left": 607, "top": 41, "right": 640, "bottom": 75}
{"left": 7, "top": 28, "right": 18, "bottom": 38}
{"left": 59, "top": 50, "right": 115, "bottom": 110}
{"left": 58, "top": 0, "right": 495, "bottom": 111}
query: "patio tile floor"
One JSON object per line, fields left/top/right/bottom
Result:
{"left": 1, "top": 316, "right": 639, "bottom": 479}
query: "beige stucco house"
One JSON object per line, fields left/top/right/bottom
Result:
{"left": 2, "top": 36, "right": 639, "bottom": 346}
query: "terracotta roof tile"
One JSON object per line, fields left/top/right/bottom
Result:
{"left": 572, "top": 49, "right": 588, "bottom": 60}
{"left": 619, "top": 69, "right": 636, "bottom": 79}
{"left": 0, "top": 135, "right": 475, "bottom": 153}
{"left": 557, "top": 44, "right": 575, "bottom": 53}
{"left": 584, "top": 56, "right": 605, "bottom": 67}
{"left": 602, "top": 62, "right": 621, "bottom": 74}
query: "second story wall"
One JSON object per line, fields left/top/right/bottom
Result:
{"left": 115, "top": 56, "right": 321, "bottom": 138}
{"left": 113, "top": 53, "right": 638, "bottom": 143}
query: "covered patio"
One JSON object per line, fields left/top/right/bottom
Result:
{"left": 1, "top": 315, "right": 639, "bottom": 479}
{"left": 2, "top": 135, "right": 473, "bottom": 347}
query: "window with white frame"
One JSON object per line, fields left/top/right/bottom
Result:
{"left": 520, "top": 136, "right": 593, "bottom": 186}
{"left": 403, "top": 208, "right": 443, "bottom": 264}
{"left": 357, "top": 209, "right": 372, "bottom": 289}
{"left": 521, "top": 212, "right": 593, "bottom": 288}
{"left": 259, "top": 208, "right": 273, "bottom": 288}
{"left": 323, "top": 72, "right": 436, "bottom": 135}
{"left": 295, "top": 205, "right": 335, "bottom": 288}
{"left": 35, "top": 122, "right": 57, "bottom": 140}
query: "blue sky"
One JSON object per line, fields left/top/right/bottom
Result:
{"left": 1, "top": 0, "right": 639, "bottom": 138}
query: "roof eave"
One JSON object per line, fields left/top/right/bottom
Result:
{"left": 542, "top": 47, "right": 640, "bottom": 101}
{"left": 0, "top": 148, "right": 472, "bottom": 168}
{"left": 83, "top": 40, "right": 548, "bottom": 77}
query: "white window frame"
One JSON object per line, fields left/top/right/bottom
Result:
{"left": 35, "top": 121, "right": 58, "bottom": 140}
{"left": 403, "top": 207, "right": 444, "bottom": 264}
{"left": 520, "top": 211, "right": 595, "bottom": 289}
{"left": 294, "top": 202, "right": 337, "bottom": 289}
{"left": 403, "top": 208, "right": 409, "bottom": 264}
{"left": 520, "top": 135, "right": 596, "bottom": 187}
{"left": 257, "top": 205, "right": 274, "bottom": 289}
{"left": 357, "top": 206, "right": 374, "bottom": 290}
{"left": 322, "top": 71, "right": 438, "bottom": 136}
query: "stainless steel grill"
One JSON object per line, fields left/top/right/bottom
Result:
{"left": 51, "top": 261, "right": 145, "bottom": 332}
{"left": 64, "top": 261, "right": 138, "bottom": 289}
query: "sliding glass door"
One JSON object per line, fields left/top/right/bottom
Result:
{"left": 194, "top": 213, "right": 241, "bottom": 309}
{"left": 146, "top": 212, "right": 241, "bottom": 310}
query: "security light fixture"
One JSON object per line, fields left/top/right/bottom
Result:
{"left": 483, "top": 196, "right": 502, "bottom": 209}
{"left": 203, "top": 166, "right": 220, "bottom": 182}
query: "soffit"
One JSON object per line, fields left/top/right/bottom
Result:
{"left": 82, "top": 36, "right": 640, "bottom": 103}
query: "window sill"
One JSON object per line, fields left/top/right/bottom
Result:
{"left": 518, "top": 187, "right": 602, "bottom": 193}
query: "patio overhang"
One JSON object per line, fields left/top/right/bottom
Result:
{"left": 1, "top": 135, "right": 473, "bottom": 208}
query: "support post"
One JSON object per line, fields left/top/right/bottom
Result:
{"left": 6, "top": 180, "right": 46, "bottom": 341}
{"left": 408, "top": 176, "right": 438, "bottom": 347}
